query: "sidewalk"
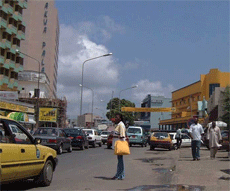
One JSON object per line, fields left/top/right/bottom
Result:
{"left": 173, "top": 146, "right": 230, "bottom": 191}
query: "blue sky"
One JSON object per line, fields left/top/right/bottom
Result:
{"left": 55, "top": 1, "right": 229, "bottom": 119}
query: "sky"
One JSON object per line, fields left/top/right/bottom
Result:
{"left": 55, "top": 1, "right": 229, "bottom": 119}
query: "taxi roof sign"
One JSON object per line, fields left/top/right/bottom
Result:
{"left": 121, "top": 107, "right": 176, "bottom": 112}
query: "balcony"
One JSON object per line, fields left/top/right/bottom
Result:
{"left": 0, "top": 42, "right": 6, "bottom": 49}
{"left": 0, "top": 55, "right": 4, "bottom": 64}
{"left": 15, "top": 64, "right": 23, "bottom": 72}
{"left": 1, "top": 39, "right": 11, "bottom": 49}
{"left": 8, "top": 24, "right": 17, "bottom": 34}
{"left": 7, "top": 6, "right": 14, "bottom": 14}
{"left": 0, "top": 18, "right": 7, "bottom": 29}
{"left": 0, "top": 76, "right": 9, "bottom": 86}
{"left": 5, "top": 59, "right": 15, "bottom": 69}
{"left": 14, "top": 12, "right": 22, "bottom": 21}
{"left": 12, "top": 44, "right": 20, "bottom": 51}
{"left": 16, "top": 1, "right": 24, "bottom": 8}
{"left": 23, "top": 0, "right": 27, "bottom": 9}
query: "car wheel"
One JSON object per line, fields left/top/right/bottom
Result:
{"left": 67, "top": 145, "right": 72, "bottom": 152}
{"left": 173, "top": 144, "right": 178, "bottom": 150}
{"left": 92, "top": 140, "right": 96, "bottom": 148}
{"left": 168, "top": 147, "right": 172, "bottom": 151}
{"left": 35, "top": 160, "right": 53, "bottom": 186}
{"left": 99, "top": 142, "right": 102, "bottom": 147}
{"left": 150, "top": 146, "right": 155, "bottom": 150}
{"left": 57, "top": 145, "right": 63, "bottom": 154}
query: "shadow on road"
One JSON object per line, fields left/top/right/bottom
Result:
{"left": 94, "top": 176, "right": 113, "bottom": 180}
{"left": 124, "top": 184, "right": 206, "bottom": 191}
{"left": 1, "top": 179, "right": 44, "bottom": 191}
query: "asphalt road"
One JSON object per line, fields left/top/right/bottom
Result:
{"left": 1, "top": 144, "right": 189, "bottom": 191}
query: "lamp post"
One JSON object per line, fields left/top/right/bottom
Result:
{"left": 80, "top": 53, "right": 112, "bottom": 116}
{"left": 79, "top": 84, "right": 94, "bottom": 128}
{"left": 118, "top": 85, "right": 138, "bottom": 111}
{"left": 16, "top": 49, "right": 41, "bottom": 128}
{"left": 16, "top": 49, "right": 40, "bottom": 98}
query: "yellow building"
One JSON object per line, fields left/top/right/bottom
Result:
{"left": 159, "top": 68, "right": 230, "bottom": 130}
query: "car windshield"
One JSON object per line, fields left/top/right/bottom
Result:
{"left": 83, "top": 130, "right": 93, "bottom": 134}
{"left": 34, "top": 128, "right": 58, "bottom": 136}
{"left": 101, "top": 131, "right": 109, "bottom": 135}
{"left": 63, "top": 129, "right": 83, "bottom": 136}
{"left": 153, "top": 132, "right": 168, "bottom": 138}
{"left": 127, "top": 128, "right": 141, "bottom": 134}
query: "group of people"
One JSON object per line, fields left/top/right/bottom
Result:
{"left": 111, "top": 114, "right": 223, "bottom": 180}
{"left": 189, "top": 118, "right": 222, "bottom": 160}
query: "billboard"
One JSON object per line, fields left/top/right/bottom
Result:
{"left": 39, "top": 108, "right": 57, "bottom": 122}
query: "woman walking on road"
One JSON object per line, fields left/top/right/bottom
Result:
{"left": 112, "top": 113, "right": 126, "bottom": 180}
{"left": 207, "top": 121, "right": 222, "bottom": 159}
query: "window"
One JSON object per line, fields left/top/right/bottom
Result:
{"left": 0, "top": 68, "right": 4, "bottom": 74}
{"left": 5, "top": 68, "right": 9, "bottom": 76}
{"left": 10, "top": 71, "right": 14, "bottom": 78}
{"left": 6, "top": 52, "right": 11, "bottom": 59}
{"left": 45, "top": 2, "right": 49, "bottom": 9}
{"left": 42, "top": 42, "right": 46, "bottom": 48}
{"left": 43, "top": 27, "right": 47, "bottom": 33}
{"left": 8, "top": 122, "right": 32, "bottom": 144}
{"left": 42, "top": 50, "right": 46, "bottom": 57}
{"left": 209, "top": 83, "right": 220, "bottom": 97}
{"left": 41, "top": 67, "right": 45, "bottom": 73}
{"left": 1, "top": 48, "right": 5, "bottom": 56}
{"left": 2, "top": 32, "right": 7, "bottom": 39}
{"left": 0, "top": 123, "right": 13, "bottom": 143}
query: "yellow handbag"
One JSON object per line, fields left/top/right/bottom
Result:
{"left": 114, "top": 140, "right": 130, "bottom": 155}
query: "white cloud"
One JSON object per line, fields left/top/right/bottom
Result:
{"left": 57, "top": 23, "right": 120, "bottom": 118}
{"left": 131, "top": 79, "right": 175, "bottom": 104}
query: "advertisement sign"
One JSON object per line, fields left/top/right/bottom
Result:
{"left": 0, "top": 101, "right": 34, "bottom": 113}
{"left": 121, "top": 107, "right": 176, "bottom": 112}
{"left": 0, "top": 91, "right": 18, "bottom": 100}
{"left": 39, "top": 108, "right": 57, "bottom": 122}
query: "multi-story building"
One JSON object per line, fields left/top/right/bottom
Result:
{"left": 159, "top": 68, "right": 230, "bottom": 130}
{"left": 0, "top": 0, "right": 27, "bottom": 91}
{"left": 19, "top": 0, "right": 59, "bottom": 98}
{"left": 139, "top": 95, "right": 171, "bottom": 131}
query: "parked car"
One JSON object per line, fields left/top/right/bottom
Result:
{"left": 150, "top": 132, "right": 174, "bottom": 151}
{"left": 33, "top": 127, "right": 72, "bottom": 154}
{"left": 63, "top": 128, "right": 89, "bottom": 150}
{"left": 126, "top": 126, "right": 147, "bottom": 147}
{"left": 221, "top": 130, "right": 229, "bottom": 151}
{"left": 0, "top": 116, "right": 58, "bottom": 186}
{"left": 100, "top": 131, "right": 111, "bottom": 144}
{"left": 169, "top": 132, "right": 192, "bottom": 149}
{"left": 83, "top": 129, "right": 102, "bottom": 148}
{"left": 107, "top": 132, "right": 130, "bottom": 149}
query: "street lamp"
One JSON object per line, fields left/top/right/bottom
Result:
{"left": 119, "top": 85, "right": 138, "bottom": 111}
{"left": 16, "top": 49, "right": 41, "bottom": 129}
{"left": 16, "top": 49, "right": 41, "bottom": 98}
{"left": 80, "top": 53, "right": 112, "bottom": 116}
{"left": 79, "top": 84, "right": 94, "bottom": 128}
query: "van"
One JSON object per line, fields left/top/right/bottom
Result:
{"left": 126, "top": 126, "right": 147, "bottom": 147}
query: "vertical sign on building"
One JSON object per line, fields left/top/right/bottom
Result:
{"left": 41, "top": 2, "right": 49, "bottom": 73}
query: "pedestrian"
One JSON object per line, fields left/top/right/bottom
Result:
{"left": 112, "top": 113, "right": 126, "bottom": 180}
{"left": 207, "top": 121, "right": 222, "bottom": 159}
{"left": 189, "top": 118, "right": 204, "bottom": 161}
{"left": 175, "top": 127, "right": 182, "bottom": 149}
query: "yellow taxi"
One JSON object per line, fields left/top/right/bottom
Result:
{"left": 150, "top": 132, "right": 173, "bottom": 151}
{"left": 0, "top": 116, "right": 58, "bottom": 186}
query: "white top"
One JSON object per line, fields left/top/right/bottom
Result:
{"left": 114, "top": 121, "right": 126, "bottom": 138}
{"left": 189, "top": 123, "right": 204, "bottom": 141}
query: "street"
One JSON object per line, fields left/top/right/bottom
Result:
{"left": 1, "top": 145, "right": 230, "bottom": 191}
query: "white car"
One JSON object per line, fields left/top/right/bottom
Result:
{"left": 83, "top": 129, "right": 102, "bottom": 148}
{"left": 169, "top": 132, "right": 192, "bottom": 149}
{"left": 100, "top": 131, "right": 111, "bottom": 144}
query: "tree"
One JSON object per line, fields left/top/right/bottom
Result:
{"left": 221, "top": 86, "right": 230, "bottom": 126}
{"left": 106, "top": 98, "right": 136, "bottom": 125}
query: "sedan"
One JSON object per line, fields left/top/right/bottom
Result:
{"left": 63, "top": 128, "right": 89, "bottom": 150}
{"left": 33, "top": 127, "right": 72, "bottom": 154}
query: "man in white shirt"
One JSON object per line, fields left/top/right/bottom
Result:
{"left": 189, "top": 118, "right": 204, "bottom": 161}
